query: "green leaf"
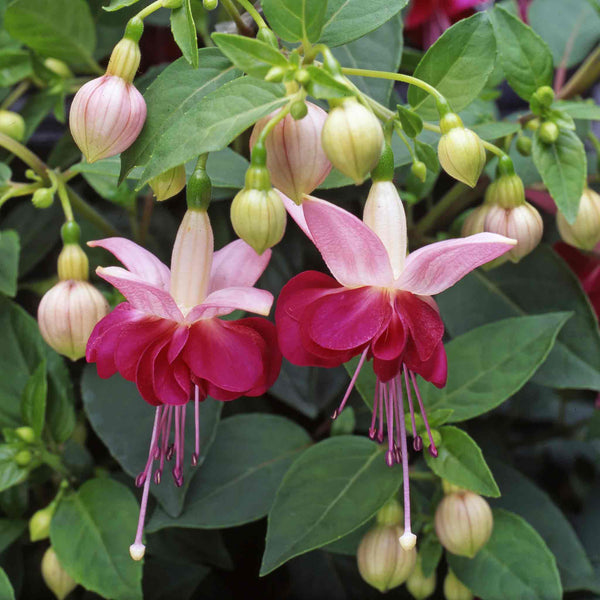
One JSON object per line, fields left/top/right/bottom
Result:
{"left": 0, "top": 49, "right": 32, "bottom": 86}
{"left": 424, "top": 426, "right": 499, "bottom": 496}
{"left": 491, "top": 460, "right": 595, "bottom": 591}
{"left": 50, "top": 478, "right": 143, "bottom": 600}
{"left": 147, "top": 414, "right": 311, "bottom": 531}
{"left": 489, "top": 5, "right": 554, "bottom": 100}
{"left": 0, "top": 230, "right": 19, "bottom": 297}
{"left": 331, "top": 14, "right": 403, "bottom": 105}
{"left": 470, "top": 120, "right": 521, "bottom": 140}
{"left": 170, "top": 0, "right": 198, "bottom": 68}
{"left": 120, "top": 48, "right": 239, "bottom": 180}
{"left": 138, "top": 77, "right": 286, "bottom": 186}
{"left": 448, "top": 509, "right": 562, "bottom": 600}
{"left": 408, "top": 13, "right": 496, "bottom": 119}
{"left": 20, "top": 360, "right": 46, "bottom": 439}
{"left": 0, "top": 445, "right": 29, "bottom": 493}
{"left": 320, "top": 0, "right": 408, "bottom": 47}
{"left": 103, "top": 0, "right": 142, "bottom": 10}
{"left": 261, "top": 0, "right": 327, "bottom": 43}
{"left": 420, "top": 532, "right": 443, "bottom": 577}
{"left": 415, "top": 139, "right": 439, "bottom": 172}
{"left": 5, "top": 0, "right": 97, "bottom": 70}
{"left": 212, "top": 33, "right": 288, "bottom": 78}
{"left": 420, "top": 313, "right": 569, "bottom": 422}
{"left": 304, "top": 65, "right": 353, "bottom": 100}
{"left": 532, "top": 128, "right": 587, "bottom": 223}
{"left": 0, "top": 518, "right": 26, "bottom": 553}
{"left": 556, "top": 101, "right": 600, "bottom": 120}
{"left": 81, "top": 365, "right": 221, "bottom": 517}
{"left": 260, "top": 436, "right": 400, "bottom": 575}
{"left": 0, "top": 568, "right": 14, "bottom": 600}
{"left": 397, "top": 105, "right": 423, "bottom": 138}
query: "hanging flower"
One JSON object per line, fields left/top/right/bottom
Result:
{"left": 276, "top": 193, "right": 514, "bottom": 547}
{"left": 86, "top": 208, "right": 281, "bottom": 560}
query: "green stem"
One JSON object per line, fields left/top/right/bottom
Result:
{"left": 236, "top": 0, "right": 267, "bottom": 29}
{"left": 409, "top": 471, "right": 438, "bottom": 481}
{"left": 220, "top": 0, "right": 254, "bottom": 35}
{"left": 0, "top": 132, "right": 50, "bottom": 184}
{"left": 55, "top": 177, "right": 74, "bottom": 222}
{"left": 257, "top": 102, "right": 291, "bottom": 145}
{"left": 66, "top": 186, "right": 120, "bottom": 237}
{"left": 136, "top": 0, "right": 164, "bottom": 20}
{"left": 0, "top": 81, "right": 30, "bottom": 111}
{"left": 393, "top": 122, "right": 417, "bottom": 161}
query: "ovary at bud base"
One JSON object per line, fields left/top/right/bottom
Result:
{"left": 250, "top": 102, "right": 331, "bottom": 204}
{"left": 434, "top": 490, "right": 493, "bottom": 558}
{"left": 357, "top": 524, "right": 417, "bottom": 593}
{"left": 557, "top": 188, "right": 600, "bottom": 251}
{"left": 149, "top": 165, "right": 186, "bottom": 201}
{"left": 443, "top": 570, "right": 473, "bottom": 600}
{"left": 406, "top": 556, "right": 437, "bottom": 600}
{"left": 321, "top": 98, "right": 384, "bottom": 185}
{"left": 41, "top": 547, "right": 77, "bottom": 600}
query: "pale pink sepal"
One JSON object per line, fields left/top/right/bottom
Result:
{"left": 303, "top": 196, "right": 394, "bottom": 288}
{"left": 209, "top": 239, "right": 271, "bottom": 293}
{"left": 186, "top": 287, "right": 274, "bottom": 320}
{"left": 88, "top": 237, "right": 170, "bottom": 290}
{"left": 397, "top": 233, "right": 516, "bottom": 295}
{"left": 96, "top": 266, "right": 183, "bottom": 321}
{"left": 280, "top": 191, "right": 314, "bottom": 242}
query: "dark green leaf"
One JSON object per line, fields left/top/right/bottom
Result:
{"left": 470, "top": 120, "right": 521, "bottom": 140}
{"left": 532, "top": 128, "right": 587, "bottom": 223}
{"left": 424, "top": 426, "right": 499, "bottom": 496}
{"left": 397, "top": 105, "right": 423, "bottom": 138}
{"left": 320, "top": 0, "right": 408, "bottom": 47}
{"left": 0, "top": 230, "right": 19, "bottom": 297}
{"left": 414, "top": 139, "right": 439, "bottom": 172}
{"left": 304, "top": 66, "right": 353, "bottom": 99}
{"left": 0, "top": 518, "right": 26, "bottom": 553}
{"left": 0, "top": 50, "right": 32, "bottom": 86}
{"left": 148, "top": 414, "right": 311, "bottom": 531}
{"left": 448, "top": 509, "right": 562, "bottom": 600}
{"left": 0, "top": 568, "right": 14, "bottom": 600}
{"left": 490, "top": 5, "right": 554, "bottom": 100}
{"left": 261, "top": 0, "right": 327, "bottom": 43}
{"left": 103, "top": 0, "right": 142, "bottom": 10}
{"left": 81, "top": 365, "right": 221, "bottom": 517}
{"left": 556, "top": 101, "right": 600, "bottom": 120}
{"left": 260, "top": 436, "right": 400, "bottom": 575}
{"left": 0, "top": 445, "right": 28, "bottom": 493}
{"left": 170, "top": 0, "right": 198, "bottom": 68}
{"left": 408, "top": 13, "right": 496, "bottom": 119}
{"left": 20, "top": 360, "right": 46, "bottom": 439}
{"left": 419, "top": 532, "right": 443, "bottom": 577}
{"left": 50, "top": 478, "right": 143, "bottom": 600}
{"left": 212, "top": 33, "right": 288, "bottom": 78}
{"left": 421, "top": 313, "right": 569, "bottom": 422}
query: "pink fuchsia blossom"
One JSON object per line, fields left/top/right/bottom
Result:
{"left": 276, "top": 192, "right": 515, "bottom": 547}
{"left": 86, "top": 208, "right": 281, "bottom": 559}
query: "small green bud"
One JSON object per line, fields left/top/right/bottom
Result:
{"left": 430, "top": 428, "right": 442, "bottom": 449}
{"left": 407, "top": 556, "right": 437, "bottom": 600}
{"left": 487, "top": 173, "right": 525, "bottom": 209}
{"left": 29, "top": 504, "right": 55, "bottom": 542}
{"left": 411, "top": 160, "right": 427, "bottom": 183}
{"left": 538, "top": 121, "right": 559, "bottom": 144}
{"left": 534, "top": 85, "right": 555, "bottom": 109}
{"left": 525, "top": 118, "right": 540, "bottom": 131}
{"left": 294, "top": 68, "right": 311, "bottom": 86}
{"left": 203, "top": 0, "right": 218, "bottom": 8}
{"left": 257, "top": 27, "right": 278, "bottom": 48}
{"left": 290, "top": 99, "right": 308, "bottom": 120}
{"left": 32, "top": 188, "right": 55, "bottom": 209}
{"left": 43, "top": 58, "right": 73, "bottom": 79}
{"left": 15, "top": 450, "right": 32, "bottom": 467}
{"left": 149, "top": 165, "right": 186, "bottom": 201}
{"left": 15, "top": 426, "right": 36, "bottom": 444}
{"left": 41, "top": 547, "right": 78, "bottom": 600}
{"left": 516, "top": 135, "right": 532, "bottom": 156}
{"left": 376, "top": 498, "right": 403, "bottom": 526}
{"left": 444, "top": 570, "right": 473, "bottom": 600}
{"left": 264, "top": 66, "right": 286, "bottom": 82}
{"left": 0, "top": 110, "right": 25, "bottom": 142}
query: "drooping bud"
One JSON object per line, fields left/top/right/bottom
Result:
{"left": 149, "top": 165, "right": 186, "bottom": 201}
{"left": 29, "top": 503, "right": 55, "bottom": 542}
{"left": 0, "top": 110, "right": 25, "bottom": 141}
{"left": 32, "top": 188, "right": 54, "bottom": 209}
{"left": 44, "top": 58, "right": 73, "bottom": 80}
{"left": 41, "top": 547, "right": 77, "bottom": 600}
{"left": 69, "top": 24, "right": 146, "bottom": 163}
{"left": 443, "top": 570, "right": 473, "bottom": 600}
{"left": 434, "top": 490, "right": 493, "bottom": 558}
{"left": 437, "top": 113, "right": 486, "bottom": 188}
{"left": 516, "top": 136, "right": 532, "bottom": 156}
{"left": 376, "top": 497, "right": 404, "bottom": 526}
{"left": 557, "top": 188, "right": 600, "bottom": 251}
{"left": 461, "top": 205, "right": 488, "bottom": 237}
{"left": 250, "top": 102, "right": 331, "bottom": 204}
{"left": 407, "top": 556, "right": 437, "bottom": 600}
{"left": 357, "top": 524, "right": 417, "bottom": 593}
{"left": 321, "top": 98, "right": 384, "bottom": 185}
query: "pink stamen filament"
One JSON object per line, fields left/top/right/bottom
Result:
{"left": 410, "top": 370, "right": 438, "bottom": 457}
{"left": 384, "top": 383, "right": 395, "bottom": 466}
{"left": 193, "top": 385, "right": 201, "bottom": 466}
{"left": 403, "top": 366, "right": 422, "bottom": 451}
{"left": 333, "top": 347, "right": 369, "bottom": 419}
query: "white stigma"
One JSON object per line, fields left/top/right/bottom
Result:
{"left": 129, "top": 543, "right": 145, "bottom": 561}
{"left": 400, "top": 531, "right": 417, "bottom": 551}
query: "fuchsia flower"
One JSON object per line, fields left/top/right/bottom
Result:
{"left": 276, "top": 192, "right": 515, "bottom": 547}
{"left": 86, "top": 208, "right": 281, "bottom": 559}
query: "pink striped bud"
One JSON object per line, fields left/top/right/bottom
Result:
{"left": 250, "top": 102, "right": 331, "bottom": 204}
{"left": 557, "top": 188, "right": 600, "bottom": 251}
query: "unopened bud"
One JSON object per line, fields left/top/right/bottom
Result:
{"left": 434, "top": 491, "right": 493, "bottom": 558}
{"left": 0, "top": 110, "right": 25, "bottom": 141}
{"left": 534, "top": 85, "right": 554, "bottom": 109}
{"left": 15, "top": 449, "right": 32, "bottom": 467}
{"left": 41, "top": 547, "right": 77, "bottom": 600}
{"left": 443, "top": 570, "right": 473, "bottom": 600}
{"left": 516, "top": 135, "right": 532, "bottom": 156}
{"left": 437, "top": 114, "right": 485, "bottom": 188}
{"left": 557, "top": 188, "right": 600, "bottom": 251}
{"left": 321, "top": 98, "right": 384, "bottom": 185}
{"left": 264, "top": 66, "right": 286, "bottom": 82}
{"left": 250, "top": 102, "right": 331, "bottom": 204}
{"left": 32, "top": 188, "right": 54, "bottom": 209}
{"left": 15, "top": 426, "right": 36, "bottom": 444}
{"left": 257, "top": 27, "right": 278, "bottom": 48}
{"left": 294, "top": 68, "right": 311, "bottom": 86}
{"left": 411, "top": 160, "right": 427, "bottom": 182}
{"left": 357, "top": 524, "right": 417, "bottom": 593}
{"left": 538, "top": 121, "right": 559, "bottom": 144}
{"left": 407, "top": 556, "right": 437, "bottom": 600}
{"left": 29, "top": 504, "right": 55, "bottom": 541}
{"left": 38, "top": 280, "right": 109, "bottom": 361}
{"left": 461, "top": 205, "right": 488, "bottom": 237}
{"left": 149, "top": 165, "right": 186, "bottom": 201}
{"left": 487, "top": 173, "right": 524, "bottom": 209}
{"left": 58, "top": 244, "right": 89, "bottom": 282}
{"left": 526, "top": 118, "right": 540, "bottom": 131}
{"left": 376, "top": 497, "right": 403, "bottom": 526}
{"left": 290, "top": 99, "right": 308, "bottom": 120}
{"left": 106, "top": 37, "right": 141, "bottom": 83}
{"left": 44, "top": 58, "right": 73, "bottom": 80}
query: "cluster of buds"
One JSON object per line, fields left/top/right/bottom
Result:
{"left": 41, "top": 547, "right": 77, "bottom": 600}
{"left": 462, "top": 157, "right": 543, "bottom": 264}
{"left": 37, "top": 222, "right": 109, "bottom": 361}
{"left": 406, "top": 556, "right": 437, "bottom": 600}
{"left": 557, "top": 188, "right": 600, "bottom": 251}
{"left": 434, "top": 482, "right": 493, "bottom": 558}
{"left": 357, "top": 498, "right": 417, "bottom": 593}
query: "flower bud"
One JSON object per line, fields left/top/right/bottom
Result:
{"left": 15, "top": 449, "right": 32, "bottom": 467}
{"left": 461, "top": 205, "right": 488, "bottom": 237}
{"left": 29, "top": 504, "right": 55, "bottom": 542}
{"left": 290, "top": 99, "right": 308, "bottom": 120}
{"left": 44, "top": 58, "right": 73, "bottom": 80}
{"left": 0, "top": 110, "right": 25, "bottom": 141}
{"left": 149, "top": 165, "right": 186, "bottom": 201}
{"left": 321, "top": 98, "right": 384, "bottom": 185}
{"left": 250, "top": 102, "right": 331, "bottom": 204}
{"left": 41, "top": 547, "right": 77, "bottom": 600}
{"left": 32, "top": 188, "right": 54, "bottom": 209}
{"left": 264, "top": 66, "right": 286, "bottom": 82}
{"left": 357, "top": 524, "right": 417, "bottom": 593}
{"left": 534, "top": 85, "right": 555, "bottom": 109}
{"left": 411, "top": 160, "right": 427, "bottom": 183}
{"left": 516, "top": 136, "right": 532, "bottom": 156}
{"left": 376, "top": 497, "right": 403, "bottom": 526}
{"left": 557, "top": 188, "right": 600, "bottom": 251}
{"left": 38, "top": 280, "right": 109, "bottom": 361}
{"left": 15, "top": 426, "right": 36, "bottom": 444}
{"left": 434, "top": 491, "right": 493, "bottom": 558}
{"left": 443, "top": 570, "right": 473, "bottom": 600}
{"left": 407, "top": 556, "right": 437, "bottom": 600}
{"left": 486, "top": 173, "right": 524, "bottom": 209}
{"left": 58, "top": 244, "right": 89, "bottom": 282}
{"left": 438, "top": 114, "right": 486, "bottom": 188}
{"left": 538, "top": 121, "right": 559, "bottom": 144}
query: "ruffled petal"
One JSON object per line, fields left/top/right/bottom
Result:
{"left": 186, "top": 287, "right": 273, "bottom": 320}
{"left": 371, "top": 312, "right": 407, "bottom": 362}
{"left": 397, "top": 233, "right": 516, "bottom": 295}
{"left": 407, "top": 343, "right": 448, "bottom": 388}
{"left": 303, "top": 197, "right": 394, "bottom": 288}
